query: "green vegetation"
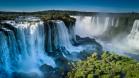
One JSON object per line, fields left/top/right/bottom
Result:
{"left": 67, "top": 52, "right": 139, "bottom": 78}
{"left": 0, "top": 11, "right": 76, "bottom": 26}
{"left": 0, "top": 10, "right": 139, "bottom": 36}
{"left": 0, "top": 10, "right": 139, "bottom": 26}
{"left": 41, "top": 13, "right": 76, "bottom": 26}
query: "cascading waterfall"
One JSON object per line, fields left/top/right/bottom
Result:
{"left": 127, "top": 20, "right": 139, "bottom": 49}
{"left": 74, "top": 16, "right": 119, "bottom": 38}
{"left": 45, "top": 20, "right": 89, "bottom": 53}
{"left": 0, "top": 29, "right": 12, "bottom": 78}
{"left": 0, "top": 17, "right": 55, "bottom": 78}
{"left": 44, "top": 20, "right": 101, "bottom": 61}
{"left": 0, "top": 16, "right": 103, "bottom": 78}
{"left": 55, "top": 20, "right": 89, "bottom": 52}
{"left": 73, "top": 15, "right": 120, "bottom": 52}
{"left": 73, "top": 15, "right": 139, "bottom": 59}
{"left": 100, "top": 19, "right": 139, "bottom": 54}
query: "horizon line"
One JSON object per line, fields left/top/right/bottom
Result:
{"left": 0, "top": 9, "right": 139, "bottom": 13}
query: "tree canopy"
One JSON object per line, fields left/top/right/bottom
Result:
{"left": 67, "top": 52, "right": 139, "bottom": 78}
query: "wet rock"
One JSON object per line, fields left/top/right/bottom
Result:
{"left": 12, "top": 72, "right": 41, "bottom": 78}
{"left": 40, "top": 64, "right": 62, "bottom": 78}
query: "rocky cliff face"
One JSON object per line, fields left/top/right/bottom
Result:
{"left": 0, "top": 16, "right": 102, "bottom": 78}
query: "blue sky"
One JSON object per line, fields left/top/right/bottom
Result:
{"left": 0, "top": 0, "right": 139, "bottom": 12}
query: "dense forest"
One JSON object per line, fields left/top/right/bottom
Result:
{"left": 67, "top": 52, "right": 139, "bottom": 78}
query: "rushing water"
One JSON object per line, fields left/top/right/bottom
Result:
{"left": 73, "top": 15, "right": 139, "bottom": 57}
{"left": 74, "top": 16, "right": 119, "bottom": 38}
{"left": 1, "top": 15, "right": 139, "bottom": 78}
{"left": 0, "top": 16, "right": 101, "bottom": 78}
{"left": 0, "top": 17, "right": 56, "bottom": 78}
{"left": 127, "top": 20, "right": 139, "bottom": 49}
{"left": 45, "top": 20, "right": 83, "bottom": 52}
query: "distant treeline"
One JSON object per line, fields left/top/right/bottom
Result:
{"left": 0, "top": 10, "right": 78, "bottom": 26}
{"left": 0, "top": 10, "right": 139, "bottom": 20}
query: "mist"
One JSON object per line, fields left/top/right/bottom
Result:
{"left": 73, "top": 15, "right": 139, "bottom": 60}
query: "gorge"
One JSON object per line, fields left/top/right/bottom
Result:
{"left": 0, "top": 11, "right": 139, "bottom": 78}
{"left": 74, "top": 15, "right": 139, "bottom": 54}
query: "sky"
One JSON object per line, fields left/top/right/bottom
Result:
{"left": 0, "top": 0, "right": 139, "bottom": 12}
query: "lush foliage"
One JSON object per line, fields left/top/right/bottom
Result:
{"left": 0, "top": 10, "right": 139, "bottom": 27}
{"left": 67, "top": 52, "right": 139, "bottom": 78}
{"left": 41, "top": 13, "right": 76, "bottom": 26}
{"left": 0, "top": 11, "right": 76, "bottom": 26}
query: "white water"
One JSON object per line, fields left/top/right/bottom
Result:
{"left": 2, "top": 15, "right": 139, "bottom": 78}
{"left": 54, "top": 20, "right": 83, "bottom": 52}
{"left": 47, "top": 20, "right": 95, "bottom": 53}
{"left": 74, "top": 16, "right": 118, "bottom": 38}
{"left": 0, "top": 17, "right": 56, "bottom": 77}
{"left": 0, "top": 17, "right": 100, "bottom": 77}
{"left": 127, "top": 20, "right": 139, "bottom": 49}
{"left": 74, "top": 15, "right": 139, "bottom": 56}
{"left": 105, "top": 20, "right": 139, "bottom": 54}
{"left": 14, "top": 21, "right": 56, "bottom": 71}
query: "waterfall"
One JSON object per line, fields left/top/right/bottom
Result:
{"left": 0, "top": 17, "right": 55, "bottom": 77}
{"left": 44, "top": 20, "right": 101, "bottom": 57}
{"left": 0, "top": 30, "right": 12, "bottom": 78}
{"left": 97, "top": 20, "right": 139, "bottom": 57}
{"left": 45, "top": 20, "right": 85, "bottom": 53}
{"left": 74, "top": 16, "right": 119, "bottom": 38}
{"left": 0, "top": 16, "right": 102, "bottom": 78}
{"left": 55, "top": 20, "right": 84, "bottom": 52}
{"left": 72, "top": 15, "right": 139, "bottom": 56}
{"left": 127, "top": 20, "right": 139, "bottom": 49}
{"left": 54, "top": 20, "right": 76, "bottom": 51}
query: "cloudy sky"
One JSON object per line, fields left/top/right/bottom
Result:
{"left": 0, "top": 0, "right": 138, "bottom": 12}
